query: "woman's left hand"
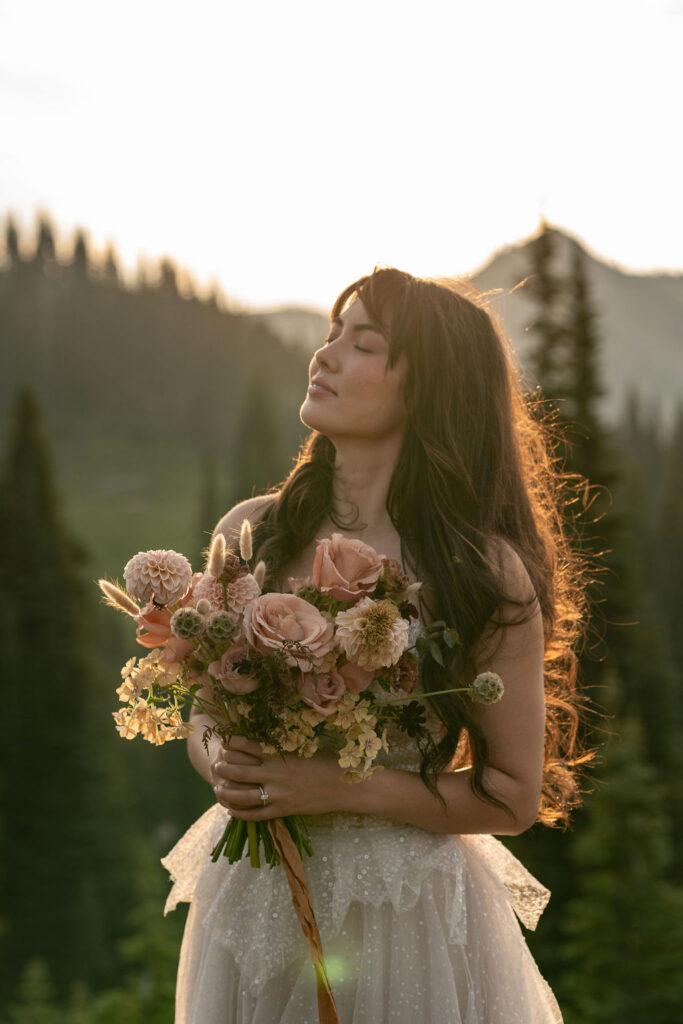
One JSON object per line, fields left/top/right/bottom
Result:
{"left": 211, "top": 735, "right": 348, "bottom": 820}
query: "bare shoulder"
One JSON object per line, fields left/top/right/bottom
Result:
{"left": 484, "top": 535, "right": 537, "bottom": 605}
{"left": 212, "top": 493, "right": 279, "bottom": 548}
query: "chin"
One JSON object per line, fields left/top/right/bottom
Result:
{"left": 299, "top": 398, "right": 329, "bottom": 432}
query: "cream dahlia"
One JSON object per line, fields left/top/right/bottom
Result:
{"left": 123, "top": 549, "right": 193, "bottom": 606}
{"left": 335, "top": 598, "right": 410, "bottom": 669}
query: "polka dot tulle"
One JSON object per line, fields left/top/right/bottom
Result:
{"left": 163, "top": 618, "right": 563, "bottom": 1023}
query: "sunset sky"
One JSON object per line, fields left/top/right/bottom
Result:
{"left": 1, "top": 0, "right": 681, "bottom": 309}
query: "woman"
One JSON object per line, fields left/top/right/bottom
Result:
{"left": 163, "top": 267, "right": 588, "bottom": 1023}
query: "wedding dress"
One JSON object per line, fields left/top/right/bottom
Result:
{"left": 162, "top": 618, "right": 563, "bottom": 1024}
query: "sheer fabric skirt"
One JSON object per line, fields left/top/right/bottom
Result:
{"left": 163, "top": 805, "right": 563, "bottom": 1024}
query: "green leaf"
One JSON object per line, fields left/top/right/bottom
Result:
{"left": 416, "top": 636, "right": 429, "bottom": 657}
{"left": 429, "top": 640, "right": 444, "bottom": 666}
{"left": 443, "top": 628, "right": 461, "bottom": 648}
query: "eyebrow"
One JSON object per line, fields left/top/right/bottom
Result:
{"left": 332, "top": 315, "right": 386, "bottom": 337}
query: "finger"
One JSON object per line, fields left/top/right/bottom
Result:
{"left": 213, "top": 761, "right": 264, "bottom": 785}
{"left": 223, "top": 735, "right": 268, "bottom": 759}
{"left": 222, "top": 749, "right": 263, "bottom": 766}
{"left": 214, "top": 783, "right": 264, "bottom": 810}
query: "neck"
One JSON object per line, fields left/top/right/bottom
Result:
{"left": 328, "top": 434, "right": 403, "bottom": 534}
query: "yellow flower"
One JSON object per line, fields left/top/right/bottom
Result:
{"left": 120, "top": 656, "right": 137, "bottom": 678}
{"left": 116, "top": 675, "right": 143, "bottom": 705}
{"left": 112, "top": 708, "right": 140, "bottom": 740}
{"left": 299, "top": 739, "right": 319, "bottom": 758}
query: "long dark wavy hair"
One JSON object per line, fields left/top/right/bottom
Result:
{"left": 249, "top": 267, "right": 592, "bottom": 827}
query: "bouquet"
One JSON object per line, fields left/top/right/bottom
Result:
{"left": 98, "top": 523, "right": 504, "bottom": 1023}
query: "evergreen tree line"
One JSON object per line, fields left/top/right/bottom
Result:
{"left": 0, "top": 217, "right": 681, "bottom": 1021}
{"left": 0, "top": 377, "right": 295, "bottom": 1019}
{"left": 507, "top": 222, "right": 683, "bottom": 1023}
{"left": 0, "top": 213, "right": 307, "bottom": 473}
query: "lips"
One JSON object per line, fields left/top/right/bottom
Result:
{"left": 310, "top": 377, "right": 336, "bottom": 395}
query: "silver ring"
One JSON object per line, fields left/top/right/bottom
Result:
{"left": 258, "top": 784, "right": 269, "bottom": 806}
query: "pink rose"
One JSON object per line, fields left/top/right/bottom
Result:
{"left": 208, "top": 644, "right": 258, "bottom": 694}
{"left": 296, "top": 670, "right": 346, "bottom": 716}
{"left": 337, "top": 660, "right": 376, "bottom": 694}
{"left": 312, "top": 533, "right": 384, "bottom": 603}
{"left": 288, "top": 575, "right": 313, "bottom": 594}
{"left": 243, "top": 592, "right": 336, "bottom": 671}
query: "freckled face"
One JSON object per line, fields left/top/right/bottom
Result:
{"left": 299, "top": 298, "right": 408, "bottom": 443}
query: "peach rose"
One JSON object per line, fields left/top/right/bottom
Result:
{"left": 136, "top": 572, "right": 202, "bottom": 648}
{"left": 136, "top": 603, "right": 172, "bottom": 648}
{"left": 159, "top": 635, "right": 194, "bottom": 664}
{"left": 296, "top": 670, "right": 346, "bottom": 716}
{"left": 243, "top": 592, "right": 336, "bottom": 671}
{"left": 313, "top": 533, "right": 384, "bottom": 603}
{"left": 208, "top": 644, "right": 258, "bottom": 694}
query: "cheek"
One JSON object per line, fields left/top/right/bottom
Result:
{"left": 355, "top": 369, "right": 406, "bottom": 424}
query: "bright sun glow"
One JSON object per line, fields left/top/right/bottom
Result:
{"left": 1, "top": 0, "right": 681, "bottom": 308}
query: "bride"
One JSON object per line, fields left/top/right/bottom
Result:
{"left": 163, "top": 267, "right": 588, "bottom": 1023}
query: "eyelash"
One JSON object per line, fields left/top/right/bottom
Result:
{"left": 322, "top": 336, "right": 372, "bottom": 353}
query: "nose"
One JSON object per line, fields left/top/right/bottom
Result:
{"left": 313, "top": 342, "right": 337, "bottom": 373}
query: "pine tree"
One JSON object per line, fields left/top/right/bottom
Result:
{"left": 657, "top": 406, "right": 683, "bottom": 664}
{"left": 559, "top": 692, "right": 683, "bottom": 1023}
{"left": 32, "top": 216, "right": 58, "bottom": 274}
{"left": 562, "top": 246, "right": 606, "bottom": 487}
{"left": 102, "top": 245, "right": 119, "bottom": 286}
{"left": 71, "top": 230, "right": 89, "bottom": 278}
{"left": 512, "top": 230, "right": 683, "bottom": 995}
{"left": 0, "top": 390, "right": 112, "bottom": 1000}
{"left": 522, "top": 220, "right": 568, "bottom": 404}
{"left": 4, "top": 216, "right": 21, "bottom": 267}
{"left": 157, "top": 258, "right": 178, "bottom": 298}
{"left": 2, "top": 960, "right": 65, "bottom": 1024}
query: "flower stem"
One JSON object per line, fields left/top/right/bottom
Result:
{"left": 247, "top": 821, "right": 260, "bottom": 867}
{"left": 375, "top": 685, "right": 471, "bottom": 706}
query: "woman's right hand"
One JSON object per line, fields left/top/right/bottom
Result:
{"left": 211, "top": 742, "right": 264, "bottom": 809}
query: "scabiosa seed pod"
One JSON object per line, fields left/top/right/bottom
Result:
{"left": 170, "top": 607, "right": 205, "bottom": 640}
{"left": 206, "top": 610, "right": 236, "bottom": 643}
{"left": 470, "top": 671, "right": 505, "bottom": 705}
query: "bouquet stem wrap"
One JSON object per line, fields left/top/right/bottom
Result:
{"left": 267, "top": 817, "right": 340, "bottom": 1024}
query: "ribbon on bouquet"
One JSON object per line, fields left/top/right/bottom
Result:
{"left": 267, "top": 818, "right": 340, "bottom": 1024}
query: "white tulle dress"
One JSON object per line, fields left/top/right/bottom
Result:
{"left": 162, "top": 620, "right": 563, "bottom": 1024}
